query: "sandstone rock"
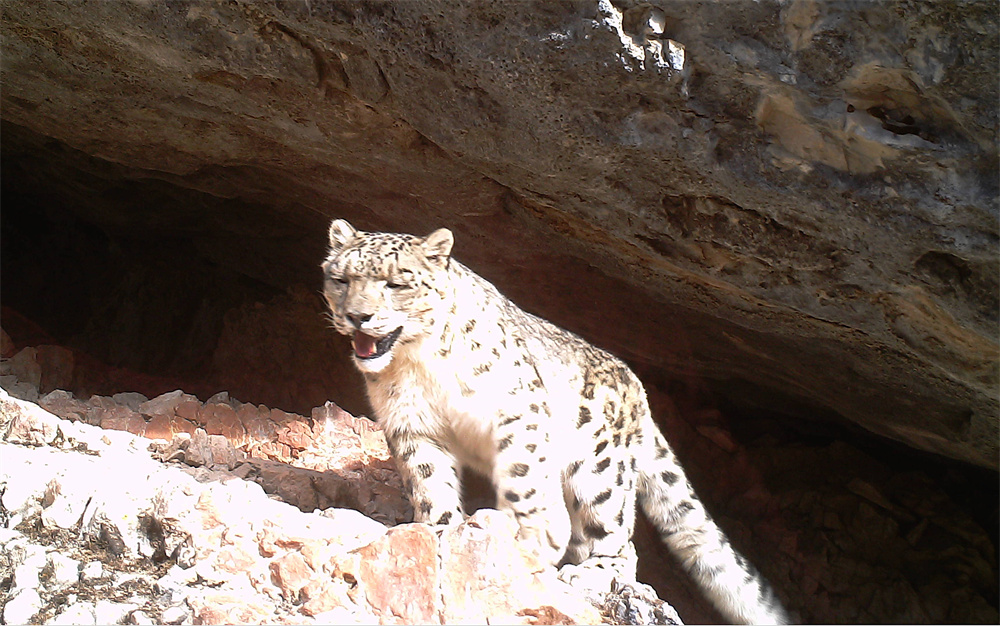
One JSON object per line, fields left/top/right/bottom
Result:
{"left": 174, "top": 398, "right": 202, "bottom": 423}
{"left": 299, "top": 578, "right": 354, "bottom": 617}
{"left": 339, "top": 524, "right": 441, "bottom": 625}
{"left": 276, "top": 419, "right": 312, "bottom": 452}
{"left": 239, "top": 403, "right": 276, "bottom": 442}
{"left": 205, "top": 390, "right": 234, "bottom": 406}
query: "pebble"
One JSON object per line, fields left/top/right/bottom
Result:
{"left": 160, "top": 605, "right": 190, "bottom": 625}
{"left": 95, "top": 600, "right": 139, "bottom": 625}
{"left": 49, "top": 601, "right": 96, "bottom": 625}
{"left": 47, "top": 551, "right": 81, "bottom": 588}
{"left": 129, "top": 610, "right": 155, "bottom": 625}
{"left": 3, "top": 588, "right": 43, "bottom": 625}
{"left": 80, "top": 560, "right": 104, "bottom": 581}
{"left": 13, "top": 543, "right": 47, "bottom": 590}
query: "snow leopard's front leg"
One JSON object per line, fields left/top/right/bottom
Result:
{"left": 492, "top": 403, "right": 571, "bottom": 568}
{"left": 385, "top": 431, "right": 464, "bottom": 526}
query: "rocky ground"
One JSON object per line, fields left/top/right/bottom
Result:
{"left": 0, "top": 334, "right": 683, "bottom": 626}
{"left": 1, "top": 332, "right": 997, "bottom": 625}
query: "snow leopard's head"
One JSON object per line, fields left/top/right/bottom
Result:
{"left": 321, "top": 219, "right": 453, "bottom": 374}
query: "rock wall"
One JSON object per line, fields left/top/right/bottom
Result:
{"left": 1, "top": 0, "right": 996, "bottom": 468}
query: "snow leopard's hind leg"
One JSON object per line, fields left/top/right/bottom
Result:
{"left": 557, "top": 362, "right": 644, "bottom": 594}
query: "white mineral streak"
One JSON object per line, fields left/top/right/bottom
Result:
{"left": 596, "top": 0, "right": 685, "bottom": 73}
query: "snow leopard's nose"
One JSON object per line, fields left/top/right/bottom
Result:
{"left": 347, "top": 312, "right": 372, "bottom": 329}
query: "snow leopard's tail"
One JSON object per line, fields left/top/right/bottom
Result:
{"left": 638, "top": 427, "right": 790, "bottom": 625}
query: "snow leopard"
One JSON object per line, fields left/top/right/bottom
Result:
{"left": 321, "top": 219, "right": 789, "bottom": 624}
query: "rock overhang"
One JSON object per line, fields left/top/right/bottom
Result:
{"left": 0, "top": 0, "right": 996, "bottom": 468}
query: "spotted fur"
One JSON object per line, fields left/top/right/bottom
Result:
{"left": 321, "top": 219, "right": 789, "bottom": 624}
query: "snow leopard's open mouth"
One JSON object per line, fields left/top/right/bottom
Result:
{"left": 353, "top": 327, "right": 403, "bottom": 360}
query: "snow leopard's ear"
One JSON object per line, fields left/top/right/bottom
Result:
{"left": 328, "top": 219, "right": 357, "bottom": 254}
{"left": 422, "top": 228, "right": 454, "bottom": 269}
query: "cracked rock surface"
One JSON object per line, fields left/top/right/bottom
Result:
{"left": 0, "top": 389, "right": 617, "bottom": 625}
{"left": 0, "top": 0, "right": 996, "bottom": 468}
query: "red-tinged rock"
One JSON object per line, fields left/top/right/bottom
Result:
{"left": 205, "top": 433, "right": 245, "bottom": 470}
{"left": 258, "top": 441, "right": 293, "bottom": 462}
{"left": 298, "top": 539, "right": 333, "bottom": 573}
{"left": 85, "top": 396, "right": 117, "bottom": 426}
{"left": 516, "top": 606, "right": 577, "bottom": 625}
{"left": 195, "top": 490, "right": 224, "bottom": 530}
{"left": 203, "top": 403, "right": 246, "bottom": 447}
{"left": 38, "top": 390, "right": 88, "bottom": 422}
{"left": 101, "top": 415, "right": 129, "bottom": 432}
{"left": 257, "top": 525, "right": 280, "bottom": 558}
{"left": 269, "top": 408, "right": 297, "bottom": 428}
{"left": 187, "top": 592, "right": 275, "bottom": 626}
{"left": 144, "top": 414, "right": 172, "bottom": 440}
{"left": 175, "top": 398, "right": 201, "bottom": 423}
{"left": 124, "top": 413, "right": 146, "bottom": 437}
{"left": 245, "top": 442, "right": 270, "bottom": 460}
{"left": 256, "top": 527, "right": 313, "bottom": 555}
{"left": 277, "top": 420, "right": 312, "bottom": 451}
{"left": 96, "top": 404, "right": 142, "bottom": 432}
{"left": 240, "top": 403, "right": 274, "bottom": 441}
{"left": 254, "top": 463, "right": 321, "bottom": 512}
{"left": 310, "top": 401, "right": 353, "bottom": 425}
{"left": 274, "top": 536, "right": 307, "bottom": 551}
{"left": 213, "top": 545, "right": 258, "bottom": 575}
{"left": 340, "top": 523, "right": 440, "bottom": 625}
{"left": 300, "top": 578, "right": 352, "bottom": 617}
{"left": 169, "top": 415, "right": 197, "bottom": 437}
{"left": 269, "top": 551, "right": 314, "bottom": 600}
